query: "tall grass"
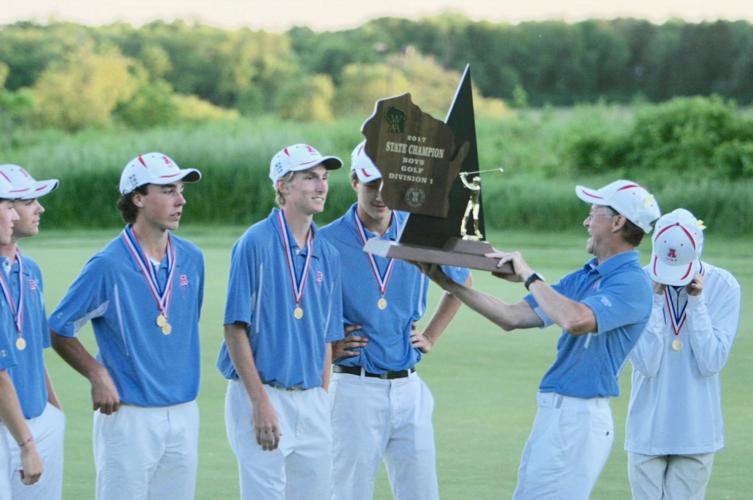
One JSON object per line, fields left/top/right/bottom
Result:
{"left": 6, "top": 109, "right": 753, "bottom": 234}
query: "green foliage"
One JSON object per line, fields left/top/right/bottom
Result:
{"left": 567, "top": 96, "right": 753, "bottom": 182}
{"left": 275, "top": 75, "right": 335, "bottom": 122}
{"left": 115, "top": 80, "right": 179, "bottom": 129}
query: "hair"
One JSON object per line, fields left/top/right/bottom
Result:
{"left": 606, "top": 205, "right": 646, "bottom": 247}
{"left": 116, "top": 185, "right": 149, "bottom": 224}
{"left": 274, "top": 171, "right": 296, "bottom": 207}
{"left": 350, "top": 171, "right": 359, "bottom": 184}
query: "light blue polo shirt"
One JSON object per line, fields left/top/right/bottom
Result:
{"left": 319, "top": 204, "right": 469, "bottom": 373}
{"left": 0, "top": 254, "right": 49, "bottom": 418}
{"left": 217, "top": 208, "right": 343, "bottom": 389}
{"left": 525, "top": 250, "right": 652, "bottom": 398}
{"left": 0, "top": 287, "right": 18, "bottom": 373}
{"left": 49, "top": 228, "right": 205, "bottom": 407}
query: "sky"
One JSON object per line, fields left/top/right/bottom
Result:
{"left": 2, "top": 0, "right": 752, "bottom": 31}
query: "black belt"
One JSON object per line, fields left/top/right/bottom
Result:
{"left": 333, "top": 365, "right": 415, "bottom": 380}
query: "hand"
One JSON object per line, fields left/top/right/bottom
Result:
{"left": 418, "top": 263, "right": 452, "bottom": 289}
{"left": 485, "top": 249, "right": 532, "bottom": 282}
{"left": 652, "top": 281, "right": 666, "bottom": 295}
{"left": 90, "top": 367, "right": 120, "bottom": 415}
{"left": 686, "top": 274, "right": 704, "bottom": 296}
{"left": 253, "top": 398, "right": 281, "bottom": 451}
{"left": 19, "top": 441, "right": 43, "bottom": 485}
{"left": 333, "top": 325, "right": 368, "bottom": 359}
{"left": 411, "top": 329, "right": 435, "bottom": 353}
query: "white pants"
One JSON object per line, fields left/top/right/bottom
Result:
{"left": 514, "top": 392, "right": 614, "bottom": 500}
{"left": 2, "top": 403, "right": 66, "bottom": 500}
{"left": 225, "top": 380, "right": 331, "bottom": 500}
{"left": 628, "top": 452, "right": 715, "bottom": 500}
{"left": 93, "top": 400, "right": 199, "bottom": 500}
{"left": 330, "top": 370, "right": 437, "bottom": 500}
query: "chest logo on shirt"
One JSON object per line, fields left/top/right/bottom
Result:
{"left": 179, "top": 274, "right": 189, "bottom": 287}
{"left": 315, "top": 271, "right": 324, "bottom": 284}
{"left": 28, "top": 278, "right": 37, "bottom": 290}
{"left": 600, "top": 296, "right": 612, "bottom": 307}
{"left": 592, "top": 279, "right": 602, "bottom": 291}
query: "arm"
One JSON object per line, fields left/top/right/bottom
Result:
{"left": 44, "top": 368, "right": 62, "bottom": 410}
{"left": 629, "top": 295, "right": 667, "bottom": 377}
{"left": 412, "top": 274, "right": 472, "bottom": 352}
{"left": 494, "top": 250, "right": 596, "bottom": 335}
{"left": 322, "top": 343, "right": 332, "bottom": 391}
{"left": 0, "top": 370, "right": 43, "bottom": 485}
{"left": 50, "top": 332, "right": 120, "bottom": 414}
{"left": 687, "top": 275, "right": 741, "bottom": 376}
{"left": 224, "top": 322, "right": 280, "bottom": 451}
{"left": 423, "top": 264, "right": 542, "bottom": 331}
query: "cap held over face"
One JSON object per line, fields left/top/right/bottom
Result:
{"left": 269, "top": 144, "right": 342, "bottom": 185}
{"left": 649, "top": 208, "right": 705, "bottom": 286}
{"left": 576, "top": 179, "right": 660, "bottom": 234}
{"left": 0, "top": 164, "right": 59, "bottom": 199}
{"left": 119, "top": 152, "right": 202, "bottom": 195}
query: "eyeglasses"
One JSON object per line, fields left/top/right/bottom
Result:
{"left": 586, "top": 208, "right": 618, "bottom": 220}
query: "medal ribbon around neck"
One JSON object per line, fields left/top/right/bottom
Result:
{"left": 277, "top": 210, "right": 313, "bottom": 311}
{"left": 663, "top": 286, "right": 688, "bottom": 337}
{"left": 0, "top": 249, "right": 25, "bottom": 337}
{"left": 353, "top": 210, "right": 400, "bottom": 300}
{"left": 121, "top": 226, "right": 177, "bottom": 320}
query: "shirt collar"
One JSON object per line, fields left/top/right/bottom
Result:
{"left": 347, "top": 203, "right": 399, "bottom": 242}
{"left": 585, "top": 250, "right": 640, "bottom": 277}
{"left": 270, "top": 208, "right": 320, "bottom": 258}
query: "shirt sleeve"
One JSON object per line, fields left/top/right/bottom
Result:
{"left": 324, "top": 253, "right": 344, "bottom": 343}
{"left": 686, "top": 273, "right": 741, "bottom": 376}
{"left": 440, "top": 264, "right": 470, "bottom": 286}
{"left": 629, "top": 294, "right": 667, "bottom": 377}
{"left": 49, "top": 256, "right": 109, "bottom": 338}
{"left": 581, "top": 272, "right": 652, "bottom": 335}
{"left": 223, "top": 237, "right": 257, "bottom": 327}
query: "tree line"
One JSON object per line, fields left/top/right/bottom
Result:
{"left": 1, "top": 16, "right": 752, "bottom": 133}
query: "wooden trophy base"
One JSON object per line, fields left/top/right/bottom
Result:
{"left": 363, "top": 237, "right": 513, "bottom": 273}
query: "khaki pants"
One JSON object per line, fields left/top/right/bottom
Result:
{"left": 628, "top": 452, "right": 715, "bottom": 500}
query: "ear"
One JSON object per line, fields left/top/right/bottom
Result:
{"left": 131, "top": 191, "right": 146, "bottom": 208}
{"left": 611, "top": 214, "right": 627, "bottom": 233}
{"left": 276, "top": 178, "right": 290, "bottom": 196}
{"left": 350, "top": 176, "right": 359, "bottom": 192}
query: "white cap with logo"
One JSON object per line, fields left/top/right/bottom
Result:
{"left": 0, "top": 164, "right": 59, "bottom": 199}
{"left": 575, "top": 179, "right": 660, "bottom": 234}
{"left": 0, "top": 173, "right": 23, "bottom": 200}
{"left": 350, "top": 141, "right": 382, "bottom": 184}
{"left": 269, "top": 144, "right": 342, "bottom": 186}
{"left": 649, "top": 208, "right": 705, "bottom": 286}
{"left": 119, "top": 152, "right": 201, "bottom": 195}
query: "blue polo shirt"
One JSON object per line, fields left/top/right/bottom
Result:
{"left": 319, "top": 204, "right": 469, "bottom": 373}
{"left": 525, "top": 250, "right": 652, "bottom": 398}
{"left": 0, "top": 254, "right": 49, "bottom": 418}
{"left": 49, "top": 228, "right": 205, "bottom": 407}
{"left": 217, "top": 208, "right": 343, "bottom": 389}
{"left": 0, "top": 285, "right": 18, "bottom": 372}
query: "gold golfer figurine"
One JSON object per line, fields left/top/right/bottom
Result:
{"left": 459, "top": 167, "right": 504, "bottom": 241}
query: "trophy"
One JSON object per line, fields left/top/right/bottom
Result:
{"left": 361, "top": 65, "right": 511, "bottom": 273}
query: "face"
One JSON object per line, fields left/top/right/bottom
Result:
{"left": 352, "top": 177, "right": 390, "bottom": 224}
{"left": 0, "top": 200, "right": 20, "bottom": 246}
{"left": 12, "top": 198, "right": 45, "bottom": 239}
{"left": 132, "top": 182, "right": 186, "bottom": 231}
{"left": 279, "top": 165, "right": 329, "bottom": 215}
{"left": 583, "top": 204, "right": 618, "bottom": 256}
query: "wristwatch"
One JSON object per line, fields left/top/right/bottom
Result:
{"left": 524, "top": 272, "right": 544, "bottom": 291}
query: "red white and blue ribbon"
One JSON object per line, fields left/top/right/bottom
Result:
{"left": 353, "top": 211, "right": 399, "bottom": 298}
{"left": 121, "top": 226, "right": 176, "bottom": 319}
{"left": 277, "top": 210, "right": 313, "bottom": 307}
{"left": 663, "top": 286, "right": 688, "bottom": 337}
{"left": 0, "top": 249, "right": 24, "bottom": 334}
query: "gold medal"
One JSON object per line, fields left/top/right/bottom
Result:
{"left": 671, "top": 338, "right": 683, "bottom": 351}
{"left": 294, "top": 306, "right": 304, "bottom": 320}
{"left": 377, "top": 297, "right": 388, "bottom": 310}
{"left": 161, "top": 323, "right": 172, "bottom": 335}
{"left": 156, "top": 313, "right": 167, "bottom": 327}
{"left": 15, "top": 337, "right": 26, "bottom": 351}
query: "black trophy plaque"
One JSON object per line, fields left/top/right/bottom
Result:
{"left": 361, "top": 65, "right": 511, "bottom": 273}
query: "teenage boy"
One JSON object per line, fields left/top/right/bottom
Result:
{"left": 49, "top": 153, "right": 204, "bottom": 499}
{"left": 0, "top": 164, "right": 64, "bottom": 499}
{"left": 218, "top": 143, "right": 343, "bottom": 499}
{"left": 0, "top": 173, "right": 43, "bottom": 497}
{"left": 319, "top": 143, "right": 470, "bottom": 500}
{"left": 626, "top": 209, "right": 741, "bottom": 500}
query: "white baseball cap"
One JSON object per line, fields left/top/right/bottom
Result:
{"left": 0, "top": 164, "right": 59, "bottom": 199}
{"left": 350, "top": 141, "right": 382, "bottom": 184}
{"left": 649, "top": 208, "right": 705, "bottom": 286}
{"left": 119, "top": 152, "right": 201, "bottom": 195}
{"left": 576, "top": 179, "right": 660, "bottom": 233}
{"left": 269, "top": 144, "right": 342, "bottom": 185}
{"left": 0, "top": 173, "right": 23, "bottom": 200}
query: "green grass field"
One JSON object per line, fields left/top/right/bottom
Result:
{"left": 23, "top": 226, "right": 752, "bottom": 499}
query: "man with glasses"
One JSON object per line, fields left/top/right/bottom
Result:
{"left": 421, "top": 180, "right": 660, "bottom": 499}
